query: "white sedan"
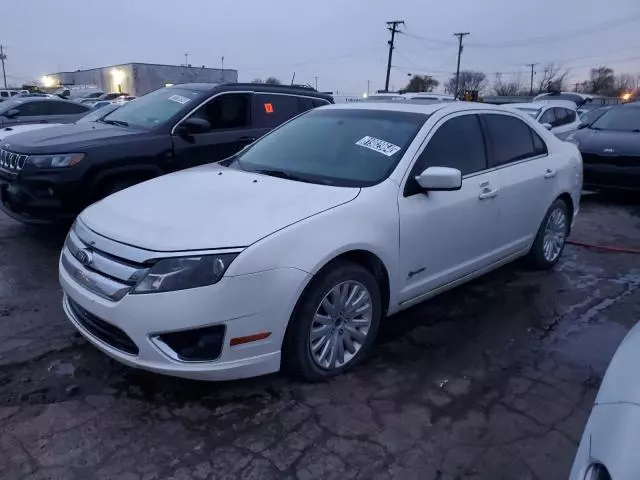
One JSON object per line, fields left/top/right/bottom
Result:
{"left": 570, "top": 321, "right": 640, "bottom": 480}
{"left": 508, "top": 100, "right": 582, "bottom": 139}
{"left": 58, "top": 102, "right": 582, "bottom": 381}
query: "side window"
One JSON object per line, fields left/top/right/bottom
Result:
{"left": 483, "top": 114, "right": 547, "bottom": 167}
{"left": 15, "top": 101, "right": 49, "bottom": 116}
{"left": 48, "top": 102, "right": 90, "bottom": 115}
{"left": 189, "top": 93, "right": 250, "bottom": 130}
{"left": 0, "top": 92, "right": 8, "bottom": 98}
{"left": 298, "top": 97, "right": 315, "bottom": 113}
{"left": 564, "top": 108, "right": 577, "bottom": 123}
{"left": 253, "top": 94, "right": 300, "bottom": 128}
{"left": 554, "top": 108, "right": 568, "bottom": 126}
{"left": 404, "top": 114, "right": 487, "bottom": 197}
{"left": 9, "top": 91, "right": 18, "bottom": 97}
{"left": 539, "top": 108, "right": 555, "bottom": 125}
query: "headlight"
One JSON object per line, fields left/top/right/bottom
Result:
{"left": 29, "top": 153, "right": 85, "bottom": 168}
{"left": 132, "top": 254, "right": 238, "bottom": 294}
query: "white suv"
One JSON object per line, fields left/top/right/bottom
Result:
{"left": 59, "top": 102, "right": 582, "bottom": 382}
{"left": 509, "top": 100, "right": 582, "bottom": 139}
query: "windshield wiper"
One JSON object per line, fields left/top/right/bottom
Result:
{"left": 101, "top": 119, "right": 129, "bottom": 127}
{"left": 253, "top": 168, "right": 331, "bottom": 185}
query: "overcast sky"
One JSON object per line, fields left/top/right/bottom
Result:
{"left": 3, "top": 0, "right": 640, "bottom": 94}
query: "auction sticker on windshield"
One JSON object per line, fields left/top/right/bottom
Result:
{"left": 355, "top": 136, "right": 401, "bottom": 157}
{"left": 168, "top": 95, "right": 191, "bottom": 104}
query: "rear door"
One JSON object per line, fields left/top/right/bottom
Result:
{"left": 45, "top": 101, "right": 91, "bottom": 123}
{"left": 171, "top": 92, "right": 262, "bottom": 169}
{"left": 481, "top": 113, "right": 557, "bottom": 255}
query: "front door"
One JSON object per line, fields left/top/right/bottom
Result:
{"left": 171, "top": 93, "right": 265, "bottom": 169}
{"left": 398, "top": 113, "right": 502, "bottom": 304}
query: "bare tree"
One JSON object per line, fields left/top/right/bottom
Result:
{"left": 536, "top": 63, "right": 569, "bottom": 93}
{"left": 265, "top": 77, "right": 281, "bottom": 85}
{"left": 493, "top": 73, "right": 523, "bottom": 96}
{"left": 445, "top": 70, "right": 487, "bottom": 95}
{"left": 614, "top": 73, "right": 636, "bottom": 95}
{"left": 251, "top": 78, "right": 264, "bottom": 84}
{"left": 589, "top": 66, "right": 615, "bottom": 95}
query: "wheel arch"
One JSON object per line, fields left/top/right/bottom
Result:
{"left": 89, "top": 165, "right": 163, "bottom": 200}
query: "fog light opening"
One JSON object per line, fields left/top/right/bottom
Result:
{"left": 154, "top": 324, "right": 226, "bottom": 362}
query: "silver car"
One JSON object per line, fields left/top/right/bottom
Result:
{"left": 0, "top": 97, "right": 91, "bottom": 127}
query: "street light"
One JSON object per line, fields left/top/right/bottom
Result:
{"left": 41, "top": 76, "right": 55, "bottom": 88}
{"left": 111, "top": 68, "right": 125, "bottom": 93}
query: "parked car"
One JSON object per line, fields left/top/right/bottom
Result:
{"left": 569, "top": 320, "right": 640, "bottom": 480}
{"left": 565, "top": 103, "right": 640, "bottom": 193}
{"left": 0, "top": 97, "right": 91, "bottom": 128}
{"left": 509, "top": 100, "right": 582, "bottom": 139}
{"left": 58, "top": 101, "right": 582, "bottom": 381}
{"left": 98, "top": 92, "right": 131, "bottom": 101}
{"left": 0, "top": 89, "right": 29, "bottom": 102}
{"left": 0, "top": 83, "right": 332, "bottom": 224}
{"left": 533, "top": 92, "right": 596, "bottom": 107}
{"left": 403, "top": 93, "right": 455, "bottom": 102}
{"left": 0, "top": 103, "right": 120, "bottom": 142}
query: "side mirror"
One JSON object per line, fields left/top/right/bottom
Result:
{"left": 577, "top": 122, "right": 588, "bottom": 130}
{"left": 415, "top": 167, "right": 462, "bottom": 191}
{"left": 541, "top": 123, "right": 553, "bottom": 130}
{"left": 4, "top": 109, "right": 19, "bottom": 119}
{"left": 175, "top": 117, "right": 211, "bottom": 135}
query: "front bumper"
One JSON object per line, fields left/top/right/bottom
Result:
{"left": 0, "top": 168, "right": 84, "bottom": 224}
{"left": 583, "top": 163, "right": 640, "bottom": 192}
{"left": 60, "top": 261, "right": 311, "bottom": 381}
{"left": 569, "top": 403, "right": 640, "bottom": 480}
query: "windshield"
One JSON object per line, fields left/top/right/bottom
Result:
{"left": 77, "top": 104, "right": 120, "bottom": 123}
{"left": 515, "top": 107, "right": 541, "bottom": 119}
{"left": 229, "top": 108, "right": 427, "bottom": 187}
{"left": 580, "top": 107, "right": 608, "bottom": 125}
{"left": 590, "top": 107, "right": 640, "bottom": 132}
{"left": 101, "top": 87, "right": 201, "bottom": 129}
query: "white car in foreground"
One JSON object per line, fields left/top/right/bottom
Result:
{"left": 508, "top": 100, "right": 582, "bottom": 139}
{"left": 570, "top": 322, "right": 640, "bottom": 480}
{"left": 59, "top": 102, "right": 582, "bottom": 381}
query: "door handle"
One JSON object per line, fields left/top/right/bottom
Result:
{"left": 478, "top": 188, "right": 498, "bottom": 200}
{"left": 240, "top": 136, "right": 256, "bottom": 142}
{"left": 544, "top": 168, "right": 557, "bottom": 179}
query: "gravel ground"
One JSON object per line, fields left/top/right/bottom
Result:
{"left": 0, "top": 194, "right": 638, "bottom": 480}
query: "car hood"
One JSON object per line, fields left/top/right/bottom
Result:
{"left": 595, "top": 319, "right": 640, "bottom": 405}
{"left": 80, "top": 164, "right": 360, "bottom": 252}
{"left": 0, "top": 123, "right": 62, "bottom": 141}
{"left": 575, "top": 128, "right": 640, "bottom": 155}
{"left": 0, "top": 122, "right": 144, "bottom": 154}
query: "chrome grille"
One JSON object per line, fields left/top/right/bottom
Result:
{"left": 0, "top": 148, "right": 28, "bottom": 173}
{"left": 61, "top": 226, "right": 149, "bottom": 301}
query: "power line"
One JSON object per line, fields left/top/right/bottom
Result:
{"left": 453, "top": 33, "right": 470, "bottom": 97}
{"left": 385, "top": 20, "right": 405, "bottom": 91}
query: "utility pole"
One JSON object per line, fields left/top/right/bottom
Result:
{"left": 0, "top": 45, "right": 7, "bottom": 89}
{"left": 314, "top": 75, "right": 318, "bottom": 90}
{"left": 453, "top": 32, "right": 470, "bottom": 98}
{"left": 184, "top": 53, "right": 189, "bottom": 66}
{"left": 526, "top": 63, "right": 538, "bottom": 95}
{"left": 367, "top": 79, "right": 370, "bottom": 95}
{"left": 221, "top": 56, "right": 224, "bottom": 71}
{"left": 385, "top": 20, "right": 404, "bottom": 92}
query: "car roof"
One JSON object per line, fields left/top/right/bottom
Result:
{"left": 323, "top": 101, "right": 507, "bottom": 116}
{"left": 509, "top": 103, "right": 542, "bottom": 109}
{"left": 172, "top": 83, "right": 332, "bottom": 100}
{"left": 512, "top": 100, "right": 576, "bottom": 109}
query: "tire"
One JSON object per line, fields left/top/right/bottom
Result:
{"left": 283, "top": 261, "right": 382, "bottom": 381}
{"left": 527, "top": 198, "right": 570, "bottom": 270}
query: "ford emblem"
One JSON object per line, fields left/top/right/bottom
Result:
{"left": 76, "top": 249, "right": 93, "bottom": 267}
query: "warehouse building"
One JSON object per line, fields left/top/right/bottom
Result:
{"left": 41, "top": 63, "right": 238, "bottom": 96}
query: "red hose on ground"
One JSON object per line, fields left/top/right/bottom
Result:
{"left": 567, "top": 239, "right": 640, "bottom": 254}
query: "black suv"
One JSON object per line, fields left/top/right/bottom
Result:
{"left": 0, "top": 83, "right": 332, "bottom": 224}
